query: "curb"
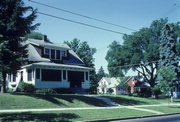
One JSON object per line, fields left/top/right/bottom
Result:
{"left": 85, "top": 112, "right": 180, "bottom": 122}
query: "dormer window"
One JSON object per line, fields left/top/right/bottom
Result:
{"left": 44, "top": 48, "right": 67, "bottom": 60}
{"left": 51, "top": 49, "right": 55, "bottom": 59}
{"left": 61, "top": 51, "right": 66, "bottom": 57}
{"left": 44, "top": 48, "right": 50, "bottom": 55}
{"left": 56, "top": 50, "right": 61, "bottom": 60}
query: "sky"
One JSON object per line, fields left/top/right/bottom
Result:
{"left": 24, "top": 0, "right": 180, "bottom": 75}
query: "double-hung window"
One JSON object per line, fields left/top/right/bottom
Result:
{"left": 44, "top": 48, "right": 50, "bottom": 55}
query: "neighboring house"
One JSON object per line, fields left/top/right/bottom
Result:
{"left": 7, "top": 35, "right": 92, "bottom": 90}
{"left": 126, "top": 75, "right": 150, "bottom": 95}
{"left": 172, "top": 78, "right": 180, "bottom": 98}
{"left": 97, "top": 77, "right": 126, "bottom": 95}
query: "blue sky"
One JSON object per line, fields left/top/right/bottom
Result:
{"left": 24, "top": 0, "right": 180, "bottom": 74}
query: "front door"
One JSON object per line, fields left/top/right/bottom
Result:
{"left": 68, "top": 71, "right": 84, "bottom": 88}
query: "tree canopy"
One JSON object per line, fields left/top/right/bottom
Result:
{"left": 0, "top": 0, "right": 39, "bottom": 93}
{"left": 96, "top": 66, "right": 107, "bottom": 82}
{"left": 106, "top": 18, "right": 180, "bottom": 87}
{"left": 25, "top": 32, "right": 51, "bottom": 42}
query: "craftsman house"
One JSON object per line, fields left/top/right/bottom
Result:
{"left": 7, "top": 36, "right": 92, "bottom": 90}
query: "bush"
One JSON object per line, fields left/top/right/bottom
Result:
{"left": 152, "top": 86, "right": 161, "bottom": 99}
{"left": 17, "top": 82, "right": 35, "bottom": 93}
{"left": 36, "top": 88, "right": 57, "bottom": 94}
{"left": 7, "top": 88, "right": 14, "bottom": 93}
{"left": 54, "top": 88, "right": 74, "bottom": 94}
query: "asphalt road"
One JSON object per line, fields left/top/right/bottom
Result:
{"left": 112, "top": 114, "right": 180, "bottom": 122}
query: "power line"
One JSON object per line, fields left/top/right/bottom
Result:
{"left": 37, "top": 11, "right": 126, "bottom": 35}
{"left": 28, "top": 0, "right": 137, "bottom": 32}
{"left": 109, "top": 57, "right": 179, "bottom": 68}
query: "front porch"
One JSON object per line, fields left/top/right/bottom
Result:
{"left": 8, "top": 62, "right": 92, "bottom": 90}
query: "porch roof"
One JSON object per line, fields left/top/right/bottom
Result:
{"left": 23, "top": 62, "right": 93, "bottom": 71}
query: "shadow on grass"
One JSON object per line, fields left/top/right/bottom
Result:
{"left": 0, "top": 112, "right": 79, "bottom": 122}
{"left": 12, "top": 93, "right": 108, "bottom": 107}
{"left": 104, "top": 96, "right": 148, "bottom": 106}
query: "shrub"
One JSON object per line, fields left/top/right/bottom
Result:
{"left": 36, "top": 88, "right": 57, "bottom": 94}
{"left": 54, "top": 88, "right": 74, "bottom": 94}
{"left": 7, "top": 88, "right": 14, "bottom": 93}
{"left": 17, "top": 82, "right": 35, "bottom": 93}
{"left": 152, "top": 86, "right": 161, "bottom": 99}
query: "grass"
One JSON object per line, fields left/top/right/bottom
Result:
{"left": 98, "top": 94, "right": 161, "bottom": 105}
{"left": 0, "top": 93, "right": 107, "bottom": 109}
{"left": 139, "top": 105, "right": 180, "bottom": 114}
{"left": 0, "top": 108, "right": 154, "bottom": 122}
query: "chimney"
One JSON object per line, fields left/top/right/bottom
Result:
{"left": 42, "top": 35, "right": 47, "bottom": 42}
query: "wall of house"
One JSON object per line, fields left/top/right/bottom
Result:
{"left": 7, "top": 66, "right": 91, "bottom": 90}
{"left": 173, "top": 85, "right": 180, "bottom": 98}
{"left": 7, "top": 68, "right": 35, "bottom": 90}
{"left": 82, "top": 71, "right": 90, "bottom": 89}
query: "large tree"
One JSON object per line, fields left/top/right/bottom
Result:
{"left": 64, "top": 39, "right": 97, "bottom": 93}
{"left": 0, "top": 0, "right": 39, "bottom": 93}
{"left": 106, "top": 18, "right": 180, "bottom": 87}
{"left": 158, "top": 24, "right": 180, "bottom": 101}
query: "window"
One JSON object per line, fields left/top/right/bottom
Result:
{"left": 8, "top": 74, "right": 11, "bottom": 82}
{"left": 61, "top": 51, "right": 66, "bottom": 57}
{"left": 86, "top": 72, "right": 88, "bottom": 81}
{"left": 44, "top": 48, "right": 50, "bottom": 55}
{"left": 63, "top": 70, "right": 66, "bottom": 80}
{"left": 12, "top": 73, "right": 16, "bottom": 82}
{"left": 56, "top": 50, "right": 60, "bottom": 60}
{"left": 27, "top": 69, "right": 32, "bottom": 81}
{"left": 36, "top": 68, "right": 40, "bottom": 79}
{"left": 51, "top": 49, "right": 55, "bottom": 59}
{"left": 42, "top": 69, "right": 61, "bottom": 81}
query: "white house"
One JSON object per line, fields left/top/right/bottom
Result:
{"left": 97, "top": 77, "right": 127, "bottom": 95}
{"left": 7, "top": 36, "right": 92, "bottom": 90}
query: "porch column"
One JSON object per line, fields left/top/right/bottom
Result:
{"left": 88, "top": 71, "right": 90, "bottom": 81}
{"left": 61, "top": 70, "right": 63, "bottom": 81}
{"left": 66, "top": 70, "right": 68, "bottom": 81}
{"left": 40, "top": 68, "right": 42, "bottom": 81}
{"left": 84, "top": 72, "right": 86, "bottom": 82}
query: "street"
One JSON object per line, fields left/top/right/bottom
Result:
{"left": 112, "top": 114, "right": 180, "bottom": 122}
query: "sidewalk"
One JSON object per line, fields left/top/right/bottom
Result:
{"left": 0, "top": 103, "right": 179, "bottom": 113}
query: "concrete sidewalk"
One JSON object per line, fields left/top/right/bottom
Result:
{"left": 0, "top": 103, "right": 179, "bottom": 113}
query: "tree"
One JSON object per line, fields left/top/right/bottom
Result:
{"left": 0, "top": 0, "right": 39, "bottom": 93}
{"left": 25, "top": 32, "right": 51, "bottom": 42}
{"left": 64, "top": 38, "right": 97, "bottom": 93}
{"left": 106, "top": 18, "right": 180, "bottom": 88}
{"left": 158, "top": 68, "right": 176, "bottom": 102}
{"left": 96, "top": 66, "right": 107, "bottom": 82}
{"left": 105, "top": 41, "right": 124, "bottom": 77}
{"left": 158, "top": 24, "right": 180, "bottom": 102}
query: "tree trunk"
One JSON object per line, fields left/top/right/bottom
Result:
{"left": 170, "top": 90, "right": 173, "bottom": 103}
{"left": 1, "top": 72, "right": 7, "bottom": 93}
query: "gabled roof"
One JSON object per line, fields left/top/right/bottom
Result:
{"left": 28, "top": 39, "right": 71, "bottom": 50}
{"left": 27, "top": 44, "right": 50, "bottom": 62}
{"left": 25, "top": 38, "right": 84, "bottom": 66}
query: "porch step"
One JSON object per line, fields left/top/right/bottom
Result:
{"left": 71, "top": 88, "right": 86, "bottom": 94}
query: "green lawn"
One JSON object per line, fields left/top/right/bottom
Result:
{"left": 0, "top": 93, "right": 107, "bottom": 109}
{"left": 98, "top": 94, "right": 161, "bottom": 105}
{"left": 0, "top": 108, "right": 154, "bottom": 122}
{"left": 139, "top": 105, "right": 180, "bottom": 114}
